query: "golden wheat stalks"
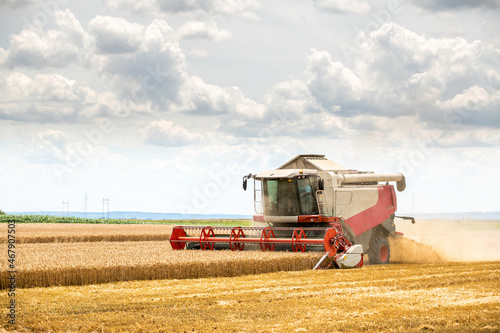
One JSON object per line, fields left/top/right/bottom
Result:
{"left": 0, "top": 223, "right": 173, "bottom": 243}
{"left": 0, "top": 241, "right": 322, "bottom": 289}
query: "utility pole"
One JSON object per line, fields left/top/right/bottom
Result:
{"left": 102, "top": 198, "right": 110, "bottom": 220}
{"left": 84, "top": 192, "right": 87, "bottom": 219}
{"left": 62, "top": 201, "right": 69, "bottom": 217}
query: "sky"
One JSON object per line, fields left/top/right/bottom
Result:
{"left": 0, "top": 0, "right": 499, "bottom": 216}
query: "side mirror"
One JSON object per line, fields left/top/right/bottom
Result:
{"left": 242, "top": 173, "right": 253, "bottom": 191}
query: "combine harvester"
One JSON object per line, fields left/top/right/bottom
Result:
{"left": 170, "top": 154, "right": 414, "bottom": 269}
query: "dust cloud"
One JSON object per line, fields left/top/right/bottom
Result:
{"left": 389, "top": 237, "right": 444, "bottom": 263}
{"left": 391, "top": 219, "right": 500, "bottom": 263}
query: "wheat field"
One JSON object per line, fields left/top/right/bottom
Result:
{"left": 2, "top": 220, "right": 499, "bottom": 289}
{"left": 0, "top": 223, "right": 174, "bottom": 243}
{"left": 1, "top": 240, "right": 323, "bottom": 288}
{"left": 1, "top": 221, "right": 499, "bottom": 332}
{"left": 7, "top": 261, "right": 500, "bottom": 332}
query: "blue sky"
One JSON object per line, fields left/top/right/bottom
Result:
{"left": 1, "top": 0, "right": 499, "bottom": 215}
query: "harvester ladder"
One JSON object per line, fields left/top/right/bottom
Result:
{"left": 317, "top": 190, "right": 326, "bottom": 216}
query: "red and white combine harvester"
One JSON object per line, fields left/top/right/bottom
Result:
{"left": 170, "top": 154, "right": 414, "bottom": 269}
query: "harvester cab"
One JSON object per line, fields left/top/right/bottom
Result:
{"left": 170, "top": 154, "right": 413, "bottom": 269}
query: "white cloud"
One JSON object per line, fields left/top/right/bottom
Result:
{"left": 103, "top": 0, "right": 261, "bottom": 19}
{"left": 79, "top": 91, "right": 127, "bottom": 119}
{"left": 316, "top": 23, "right": 500, "bottom": 125}
{"left": 435, "top": 127, "right": 500, "bottom": 147}
{"left": 179, "top": 76, "right": 267, "bottom": 119}
{"left": 414, "top": 0, "right": 500, "bottom": 11}
{"left": 437, "top": 86, "right": 500, "bottom": 126}
{"left": 438, "top": 86, "right": 497, "bottom": 111}
{"left": 313, "top": 0, "right": 372, "bottom": 14}
{"left": 156, "top": 0, "right": 261, "bottom": 17}
{"left": 263, "top": 80, "right": 324, "bottom": 123}
{"left": 1, "top": 10, "right": 90, "bottom": 68}
{"left": 306, "top": 49, "right": 362, "bottom": 112}
{"left": 139, "top": 120, "right": 202, "bottom": 146}
{"left": 0, "top": 72, "right": 80, "bottom": 121}
{"left": 0, "top": 0, "right": 36, "bottom": 7}
{"left": 28, "top": 129, "right": 68, "bottom": 163}
{"left": 176, "top": 20, "right": 232, "bottom": 41}
{"left": 89, "top": 16, "right": 145, "bottom": 54}
{"left": 89, "top": 19, "right": 186, "bottom": 110}
{"left": 210, "top": 22, "right": 500, "bottom": 146}
{"left": 0, "top": 71, "right": 131, "bottom": 122}
{"left": 102, "top": 0, "right": 154, "bottom": 13}
{"left": 0, "top": 12, "right": 267, "bottom": 123}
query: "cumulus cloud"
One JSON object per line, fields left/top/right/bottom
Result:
{"left": 414, "top": 0, "right": 500, "bottom": 11}
{"left": 435, "top": 126, "right": 500, "bottom": 147}
{"left": 0, "top": 11, "right": 267, "bottom": 122}
{"left": 215, "top": 22, "right": 499, "bottom": 145}
{"left": 179, "top": 76, "right": 267, "bottom": 119}
{"left": 157, "top": 0, "right": 261, "bottom": 18}
{"left": 439, "top": 86, "right": 494, "bottom": 112}
{"left": 313, "top": 0, "right": 372, "bottom": 14}
{"left": 88, "top": 18, "right": 186, "bottom": 109}
{"left": 262, "top": 80, "right": 323, "bottom": 123}
{"left": 28, "top": 129, "right": 68, "bottom": 163}
{"left": 324, "top": 23, "right": 500, "bottom": 124}
{"left": 437, "top": 86, "right": 500, "bottom": 126}
{"left": 306, "top": 49, "right": 362, "bottom": 112}
{"left": 139, "top": 120, "right": 202, "bottom": 146}
{"left": 1, "top": 12, "right": 186, "bottom": 113}
{"left": 23, "top": 129, "right": 117, "bottom": 181}
{"left": 0, "top": 0, "right": 36, "bottom": 7}
{"left": 1, "top": 10, "right": 90, "bottom": 68}
{"left": 315, "top": 0, "right": 500, "bottom": 13}
{"left": 2, "top": 8, "right": 498, "bottom": 151}
{"left": 176, "top": 20, "right": 231, "bottom": 41}
{"left": 89, "top": 16, "right": 145, "bottom": 54}
{"left": 0, "top": 72, "right": 80, "bottom": 121}
{"left": 102, "top": 0, "right": 154, "bottom": 14}
{"left": 103, "top": 0, "right": 261, "bottom": 19}
{"left": 0, "top": 71, "right": 129, "bottom": 122}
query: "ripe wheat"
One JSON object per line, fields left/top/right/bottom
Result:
{"left": 1, "top": 241, "right": 321, "bottom": 288}
{"left": 0, "top": 223, "right": 173, "bottom": 243}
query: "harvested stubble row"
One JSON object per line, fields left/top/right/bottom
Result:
{"left": 0, "top": 241, "right": 322, "bottom": 289}
{"left": 0, "top": 223, "right": 173, "bottom": 243}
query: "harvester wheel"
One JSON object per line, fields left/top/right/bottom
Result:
{"left": 368, "top": 236, "right": 390, "bottom": 264}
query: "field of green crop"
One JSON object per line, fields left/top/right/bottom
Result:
{"left": 0, "top": 214, "right": 252, "bottom": 227}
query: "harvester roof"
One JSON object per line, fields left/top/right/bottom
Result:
{"left": 255, "top": 169, "right": 318, "bottom": 179}
{"left": 277, "top": 154, "right": 350, "bottom": 172}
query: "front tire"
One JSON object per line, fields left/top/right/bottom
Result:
{"left": 369, "top": 236, "right": 390, "bottom": 264}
